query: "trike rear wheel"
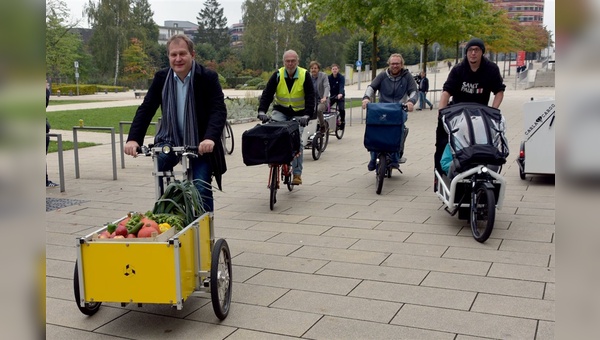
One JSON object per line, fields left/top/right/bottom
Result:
{"left": 321, "top": 121, "right": 330, "bottom": 152}
{"left": 211, "top": 239, "right": 232, "bottom": 320}
{"left": 73, "top": 261, "right": 102, "bottom": 316}
{"left": 222, "top": 121, "right": 234, "bottom": 155}
{"left": 312, "top": 133, "right": 323, "bottom": 160}
{"left": 470, "top": 184, "right": 495, "bottom": 242}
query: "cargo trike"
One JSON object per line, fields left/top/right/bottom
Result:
{"left": 73, "top": 145, "right": 232, "bottom": 320}
{"left": 433, "top": 103, "right": 509, "bottom": 242}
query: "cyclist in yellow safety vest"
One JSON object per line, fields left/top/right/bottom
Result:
{"left": 257, "top": 50, "right": 315, "bottom": 185}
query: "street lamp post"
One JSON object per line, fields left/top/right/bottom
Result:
{"left": 74, "top": 61, "right": 80, "bottom": 96}
{"left": 357, "top": 41, "right": 363, "bottom": 90}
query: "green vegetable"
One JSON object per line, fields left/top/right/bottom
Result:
{"left": 106, "top": 223, "right": 117, "bottom": 234}
{"left": 128, "top": 221, "right": 144, "bottom": 235}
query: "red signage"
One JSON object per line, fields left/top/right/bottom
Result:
{"left": 517, "top": 51, "right": 526, "bottom": 67}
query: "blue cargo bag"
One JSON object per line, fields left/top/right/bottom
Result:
{"left": 364, "top": 103, "right": 407, "bottom": 152}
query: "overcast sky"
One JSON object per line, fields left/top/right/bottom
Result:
{"left": 65, "top": 0, "right": 245, "bottom": 27}
{"left": 63, "top": 0, "right": 554, "bottom": 37}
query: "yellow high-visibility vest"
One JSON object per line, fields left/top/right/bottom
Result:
{"left": 274, "top": 67, "right": 306, "bottom": 111}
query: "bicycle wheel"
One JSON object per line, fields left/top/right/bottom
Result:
{"left": 73, "top": 260, "right": 101, "bottom": 316}
{"left": 222, "top": 122, "right": 234, "bottom": 155}
{"left": 335, "top": 114, "right": 345, "bottom": 140}
{"left": 210, "top": 238, "right": 232, "bottom": 320}
{"left": 375, "top": 153, "right": 386, "bottom": 194}
{"left": 312, "top": 133, "right": 323, "bottom": 160}
{"left": 283, "top": 164, "right": 294, "bottom": 191}
{"left": 269, "top": 166, "right": 278, "bottom": 210}
{"left": 321, "top": 121, "right": 330, "bottom": 152}
{"left": 470, "top": 184, "right": 496, "bottom": 242}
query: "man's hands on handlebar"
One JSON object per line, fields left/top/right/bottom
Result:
{"left": 298, "top": 115, "right": 310, "bottom": 127}
{"left": 257, "top": 111, "right": 270, "bottom": 123}
{"left": 124, "top": 140, "right": 140, "bottom": 157}
{"left": 362, "top": 98, "right": 415, "bottom": 112}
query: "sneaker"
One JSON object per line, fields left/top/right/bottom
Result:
{"left": 416, "top": 108, "right": 422, "bottom": 111}
{"left": 367, "top": 159, "right": 376, "bottom": 171}
{"left": 292, "top": 174, "right": 302, "bottom": 185}
{"left": 399, "top": 157, "right": 407, "bottom": 164}
{"left": 339, "top": 121, "right": 345, "bottom": 130}
{"left": 320, "top": 126, "right": 327, "bottom": 134}
{"left": 46, "top": 181, "right": 58, "bottom": 187}
{"left": 429, "top": 105, "right": 434, "bottom": 110}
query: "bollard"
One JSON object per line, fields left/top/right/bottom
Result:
{"left": 57, "top": 89, "right": 61, "bottom": 97}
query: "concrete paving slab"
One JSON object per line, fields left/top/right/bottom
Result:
{"left": 94, "top": 310, "right": 236, "bottom": 339}
{"left": 271, "top": 290, "right": 401, "bottom": 323}
{"left": 186, "top": 303, "right": 321, "bottom": 337}
{"left": 245, "top": 269, "right": 361, "bottom": 295}
{"left": 304, "top": 316, "right": 455, "bottom": 339}
{"left": 421, "top": 272, "right": 545, "bottom": 299}
{"left": 316, "top": 261, "right": 427, "bottom": 285}
{"left": 383, "top": 253, "right": 491, "bottom": 276}
{"left": 392, "top": 304, "right": 537, "bottom": 339}
{"left": 472, "top": 293, "right": 555, "bottom": 321}
{"left": 350, "top": 280, "right": 476, "bottom": 310}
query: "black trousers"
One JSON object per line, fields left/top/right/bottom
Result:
{"left": 434, "top": 112, "right": 448, "bottom": 173}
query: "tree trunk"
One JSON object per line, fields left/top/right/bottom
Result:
{"left": 422, "top": 39, "right": 429, "bottom": 73}
{"left": 114, "top": 41, "right": 120, "bottom": 87}
{"left": 371, "top": 31, "right": 378, "bottom": 80}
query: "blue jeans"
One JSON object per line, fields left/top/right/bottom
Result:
{"left": 271, "top": 110, "right": 304, "bottom": 175}
{"left": 419, "top": 91, "right": 432, "bottom": 109}
{"left": 156, "top": 144, "right": 214, "bottom": 212}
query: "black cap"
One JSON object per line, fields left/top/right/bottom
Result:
{"left": 465, "top": 38, "right": 485, "bottom": 54}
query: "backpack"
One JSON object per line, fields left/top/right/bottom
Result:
{"left": 441, "top": 103, "right": 509, "bottom": 173}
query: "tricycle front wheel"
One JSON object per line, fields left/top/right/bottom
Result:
{"left": 73, "top": 260, "right": 102, "bottom": 316}
{"left": 211, "top": 239, "right": 232, "bottom": 320}
{"left": 470, "top": 184, "right": 495, "bottom": 242}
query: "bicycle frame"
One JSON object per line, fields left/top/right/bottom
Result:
{"left": 434, "top": 165, "right": 506, "bottom": 213}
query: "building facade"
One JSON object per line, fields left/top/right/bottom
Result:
{"left": 486, "top": 0, "right": 544, "bottom": 26}
{"left": 158, "top": 21, "right": 199, "bottom": 45}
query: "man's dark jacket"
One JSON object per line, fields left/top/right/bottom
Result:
{"left": 127, "top": 64, "right": 227, "bottom": 189}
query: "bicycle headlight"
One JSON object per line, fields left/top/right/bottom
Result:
{"left": 162, "top": 145, "right": 172, "bottom": 154}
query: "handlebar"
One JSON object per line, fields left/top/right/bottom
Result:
{"left": 137, "top": 144, "right": 199, "bottom": 158}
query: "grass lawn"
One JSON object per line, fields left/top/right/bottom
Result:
{"left": 48, "top": 140, "right": 97, "bottom": 153}
{"left": 47, "top": 106, "right": 161, "bottom": 135}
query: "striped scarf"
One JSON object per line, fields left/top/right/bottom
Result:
{"left": 155, "top": 61, "right": 199, "bottom": 147}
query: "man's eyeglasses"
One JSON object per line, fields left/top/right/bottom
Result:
{"left": 390, "top": 63, "right": 402, "bottom": 66}
{"left": 284, "top": 59, "right": 297, "bottom": 63}
{"left": 467, "top": 47, "right": 482, "bottom": 53}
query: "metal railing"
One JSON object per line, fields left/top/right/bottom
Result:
{"left": 118, "top": 120, "right": 160, "bottom": 168}
{"left": 73, "top": 126, "right": 117, "bottom": 180}
{"left": 46, "top": 133, "right": 66, "bottom": 192}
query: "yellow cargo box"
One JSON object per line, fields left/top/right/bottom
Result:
{"left": 75, "top": 213, "right": 214, "bottom": 310}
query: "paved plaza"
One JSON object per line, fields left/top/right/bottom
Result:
{"left": 46, "top": 70, "right": 555, "bottom": 339}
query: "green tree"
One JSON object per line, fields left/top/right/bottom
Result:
{"left": 287, "top": 0, "right": 403, "bottom": 79}
{"left": 46, "top": 0, "right": 85, "bottom": 83}
{"left": 129, "top": 0, "right": 162, "bottom": 70}
{"left": 84, "top": 0, "right": 130, "bottom": 85}
{"left": 122, "top": 38, "right": 153, "bottom": 88}
{"left": 387, "top": 0, "right": 498, "bottom": 72}
{"left": 196, "top": 0, "right": 231, "bottom": 61}
{"left": 242, "top": 0, "right": 303, "bottom": 71}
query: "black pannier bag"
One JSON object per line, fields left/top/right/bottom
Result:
{"left": 441, "top": 103, "right": 509, "bottom": 173}
{"left": 242, "top": 120, "right": 301, "bottom": 166}
{"left": 364, "top": 103, "right": 407, "bottom": 152}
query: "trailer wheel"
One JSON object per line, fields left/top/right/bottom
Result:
{"left": 73, "top": 261, "right": 102, "bottom": 316}
{"left": 211, "top": 239, "right": 232, "bottom": 320}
